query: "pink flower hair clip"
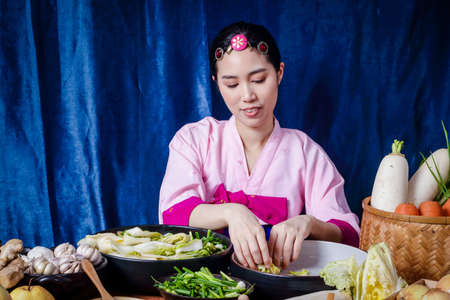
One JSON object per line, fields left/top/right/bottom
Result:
{"left": 231, "top": 34, "right": 248, "bottom": 51}
{"left": 215, "top": 34, "right": 269, "bottom": 61}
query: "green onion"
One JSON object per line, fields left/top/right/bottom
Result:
{"left": 153, "top": 266, "right": 252, "bottom": 298}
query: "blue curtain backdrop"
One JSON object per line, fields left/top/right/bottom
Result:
{"left": 1, "top": 0, "right": 449, "bottom": 247}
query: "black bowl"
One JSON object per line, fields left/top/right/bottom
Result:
{"left": 230, "top": 240, "right": 367, "bottom": 300}
{"left": 155, "top": 273, "right": 252, "bottom": 300}
{"left": 230, "top": 254, "right": 331, "bottom": 300}
{"left": 98, "top": 224, "right": 232, "bottom": 295}
{"left": 18, "top": 255, "right": 108, "bottom": 300}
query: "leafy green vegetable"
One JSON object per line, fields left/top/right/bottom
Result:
{"left": 319, "top": 256, "right": 359, "bottom": 296}
{"left": 80, "top": 227, "right": 227, "bottom": 260}
{"left": 358, "top": 243, "right": 406, "bottom": 300}
{"left": 153, "top": 266, "right": 253, "bottom": 298}
{"left": 319, "top": 243, "right": 406, "bottom": 300}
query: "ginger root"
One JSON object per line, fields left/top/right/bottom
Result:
{"left": 0, "top": 239, "right": 23, "bottom": 269}
{"left": 0, "top": 239, "right": 25, "bottom": 289}
{"left": 0, "top": 257, "right": 25, "bottom": 288}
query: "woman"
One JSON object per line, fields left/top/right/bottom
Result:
{"left": 159, "top": 22, "right": 359, "bottom": 270}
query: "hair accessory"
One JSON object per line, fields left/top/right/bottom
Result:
{"left": 230, "top": 34, "right": 248, "bottom": 51}
{"left": 215, "top": 47, "right": 224, "bottom": 61}
{"left": 214, "top": 34, "right": 269, "bottom": 61}
{"left": 257, "top": 41, "right": 269, "bottom": 55}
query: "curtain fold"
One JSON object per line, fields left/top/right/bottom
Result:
{"left": 1, "top": 0, "right": 449, "bottom": 247}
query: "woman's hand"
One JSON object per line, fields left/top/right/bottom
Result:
{"left": 224, "top": 203, "right": 271, "bottom": 270}
{"left": 268, "top": 215, "right": 314, "bottom": 269}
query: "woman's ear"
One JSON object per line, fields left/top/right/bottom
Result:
{"left": 211, "top": 75, "right": 216, "bottom": 81}
{"left": 277, "top": 62, "right": 285, "bottom": 85}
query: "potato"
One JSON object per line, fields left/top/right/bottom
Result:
{"left": 396, "top": 283, "right": 429, "bottom": 300}
{"left": 436, "top": 274, "right": 450, "bottom": 293}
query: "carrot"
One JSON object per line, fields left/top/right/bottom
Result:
{"left": 394, "top": 203, "right": 419, "bottom": 215}
{"left": 442, "top": 199, "right": 450, "bottom": 216}
{"left": 419, "top": 200, "right": 443, "bottom": 217}
{"left": 371, "top": 140, "right": 409, "bottom": 212}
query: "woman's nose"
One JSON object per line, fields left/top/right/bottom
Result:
{"left": 241, "top": 84, "right": 256, "bottom": 102}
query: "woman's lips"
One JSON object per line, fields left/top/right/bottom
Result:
{"left": 242, "top": 107, "right": 261, "bottom": 118}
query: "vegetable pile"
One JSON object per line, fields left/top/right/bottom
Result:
{"left": 319, "top": 242, "right": 406, "bottom": 300}
{"left": 154, "top": 266, "right": 253, "bottom": 298}
{"left": 371, "top": 121, "right": 450, "bottom": 216}
{"left": 77, "top": 227, "right": 226, "bottom": 260}
{"left": 21, "top": 242, "right": 103, "bottom": 276}
{"left": 256, "top": 263, "right": 280, "bottom": 274}
{"left": 394, "top": 274, "right": 450, "bottom": 300}
{"left": 256, "top": 263, "right": 309, "bottom": 276}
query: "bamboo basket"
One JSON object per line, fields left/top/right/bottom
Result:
{"left": 360, "top": 197, "right": 450, "bottom": 284}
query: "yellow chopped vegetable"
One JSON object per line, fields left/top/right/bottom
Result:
{"left": 257, "top": 263, "right": 280, "bottom": 274}
{"left": 289, "top": 269, "right": 309, "bottom": 276}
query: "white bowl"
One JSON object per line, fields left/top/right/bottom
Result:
{"left": 281, "top": 240, "right": 367, "bottom": 275}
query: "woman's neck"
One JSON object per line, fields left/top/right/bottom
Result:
{"left": 235, "top": 117, "right": 274, "bottom": 152}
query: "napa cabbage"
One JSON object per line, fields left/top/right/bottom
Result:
{"left": 319, "top": 242, "right": 406, "bottom": 300}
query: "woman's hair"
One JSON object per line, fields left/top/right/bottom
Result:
{"left": 209, "top": 21, "right": 281, "bottom": 78}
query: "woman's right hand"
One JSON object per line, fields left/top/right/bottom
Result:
{"left": 224, "top": 203, "right": 271, "bottom": 270}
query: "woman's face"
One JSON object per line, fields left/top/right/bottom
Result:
{"left": 215, "top": 48, "right": 284, "bottom": 130}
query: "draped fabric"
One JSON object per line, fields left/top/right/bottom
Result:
{"left": 1, "top": 0, "right": 449, "bottom": 247}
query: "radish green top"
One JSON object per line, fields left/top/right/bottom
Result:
{"left": 442, "top": 120, "right": 450, "bottom": 182}
{"left": 391, "top": 140, "right": 404, "bottom": 154}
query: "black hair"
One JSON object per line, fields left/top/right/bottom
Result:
{"left": 209, "top": 21, "right": 281, "bottom": 78}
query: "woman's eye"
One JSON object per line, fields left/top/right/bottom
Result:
{"left": 226, "top": 84, "right": 238, "bottom": 88}
{"left": 252, "top": 78, "right": 265, "bottom": 84}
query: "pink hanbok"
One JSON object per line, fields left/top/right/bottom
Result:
{"left": 159, "top": 116, "right": 360, "bottom": 247}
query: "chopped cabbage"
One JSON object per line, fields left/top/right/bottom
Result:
{"left": 175, "top": 239, "right": 203, "bottom": 254}
{"left": 112, "top": 244, "right": 138, "bottom": 256}
{"left": 133, "top": 241, "right": 172, "bottom": 253}
{"left": 257, "top": 263, "right": 280, "bottom": 274}
{"left": 97, "top": 236, "right": 117, "bottom": 253}
{"left": 124, "top": 227, "right": 163, "bottom": 239}
{"left": 289, "top": 269, "right": 310, "bottom": 276}
{"left": 78, "top": 228, "right": 225, "bottom": 260}
{"left": 161, "top": 233, "right": 190, "bottom": 244}
{"left": 319, "top": 256, "right": 359, "bottom": 296}
{"left": 121, "top": 234, "right": 151, "bottom": 246}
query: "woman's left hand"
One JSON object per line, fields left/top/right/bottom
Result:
{"left": 268, "top": 215, "right": 314, "bottom": 268}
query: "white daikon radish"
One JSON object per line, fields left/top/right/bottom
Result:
{"left": 371, "top": 140, "right": 409, "bottom": 212}
{"left": 408, "top": 148, "right": 450, "bottom": 208}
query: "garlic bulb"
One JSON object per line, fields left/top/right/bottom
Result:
{"left": 27, "top": 246, "right": 54, "bottom": 261}
{"left": 32, "top": 257, "right": 58, "bottom": 275}
{"left": 56, "top": 256, "right": 81, "bottom": 274}
{"left": 76, "top": 244, "right": 103, "bottom": 266}
{"left": 19, "top": 254, "right": 32, "bottom": 265}
{"left": 20, "top": 254, "right": 34, "bottom": 274}
{"left": 53, "top": 243, "right": 76, "bottom": 257}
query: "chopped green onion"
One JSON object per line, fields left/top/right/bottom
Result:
{"left": 153, "top": 266, "right": 251, "bottom": 298}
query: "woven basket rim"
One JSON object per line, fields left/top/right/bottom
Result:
{"left": 362, "top": 197, "right": 450, "bottom": 224}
